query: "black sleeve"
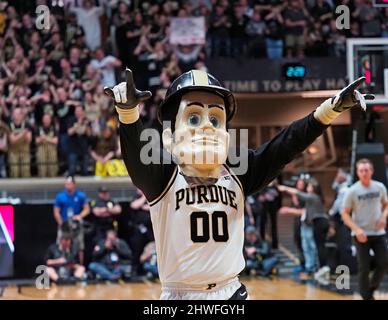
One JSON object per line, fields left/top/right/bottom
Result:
{"left": 66, "top": 116, "right": 76, "bottom": 130}
{"left": 234, "top": 112, "right": 328, "bottom": 196}
{"left": 119, "top": 119, "right": 176, "bottom": 202}
{"left": 93, "top": 241, "right": 108, "bottom": 259}
{"left": 296, "top": 191, "right": 314, "bottom": 202}
{"left": 45, "top": 244, "right": 56, "bottom": 262}
{"left": 116, "top": 240, "right": 132, "bottom": 260}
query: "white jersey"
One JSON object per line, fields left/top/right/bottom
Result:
{"left": 148, "top": 165, "right": 245, "bottom": 287}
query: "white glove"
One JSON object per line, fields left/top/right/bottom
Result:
{"left": 104, "top": 68, "right": 152, "bottom": 124}
{"left": 314, "top": 77, "right": 375, "bottom": 125}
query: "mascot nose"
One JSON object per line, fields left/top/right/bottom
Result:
{"left": 201, "top": 117, "right": 215, "bottom": 130}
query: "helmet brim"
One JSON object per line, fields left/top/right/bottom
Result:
{"left": 158, "top": 85, "right": 237, "bottom": 124}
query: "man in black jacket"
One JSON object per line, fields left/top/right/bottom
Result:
{"left": 104, "top": 68, "right": 373, "bottom": 299}
{"left": 88, "top": 230, "right": 132, "bottom": 281}
{"left": 45, "top": 233, "right": 85, "bottom": 283}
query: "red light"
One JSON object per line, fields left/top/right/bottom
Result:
{"left": 372, "top": 105, "right": 386, "bottom": 112}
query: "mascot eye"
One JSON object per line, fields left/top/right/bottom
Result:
{"left": 209, "top": 115, "right": 221, "bottom": 128}
{"left": 188, "top": 113, "right": 201, "bottom": 127}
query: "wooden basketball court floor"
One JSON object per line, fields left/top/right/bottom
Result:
{"left": 0, "top": 277, "right": 368, "bottom": 300}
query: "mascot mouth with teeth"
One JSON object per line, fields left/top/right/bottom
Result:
{"left": 105, "top": 68, "right": 373, "bottom": 300}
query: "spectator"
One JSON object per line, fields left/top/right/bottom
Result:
{"left": 90, "top": 126, "right": 117, "bottom": 177}
{"left": 90, "top": 47, "right": 122, "bottom": 88}
{"left": 82, "top": 64, "right": 101, "bottom": 93}
{"left": 354, "top": 0, "right": 382, "bottom": 37}
{"left": 245, "top": 10, "right": 266, "bottom": 58}
{"left": 84, "top": 91, "right": 101, "bottom": 134}
{"left": 89, "top": 230, "right": 132, "bottom": 281}
{"left": 245, "top": 194, "right": 262, "bottom": 228}
{"left": 35, "top": 114, "right": 58, "bottom": 177}
{"left": 173, "top": 44, "right": 204, "bottom": 73}
{"left": 45, "top": 233, "right": 86, "bottom": 283}
{"left": 65, "top": 12, "right": 85, "bottom": 48}
{"left": 140, "top": 241, "right": 158, "bottom": 280}
{"left": 283, "top": 0, "right": 311, "bottom": 58}
{"left": 230, "top": 4, "right": 248, "bottom": 58}
{"left": 67, "top": 105, "right": 92, "bottom": 176}
{"left": 50, "top": 88, "right": 77, "bottom": 173}
{"left": 329, "top": 168, "right": 351, "bottom": 218}
{"left": 91, "top": 186, "right": 122, "bottom": 242}
{"left": 69, "top": 47, "right": 88, "bottom": 80}
{"left": 209, "top": 4, "right": 232, "bottom": 57}
{"left": 382, "top": 8, "right": 388, "bottom": 38}
{"left": 53, "top": 176, "right": 90, "bottom": 265}
{"left": 0, "top": 117, "right": 9, "bottom": 178}
{"left": 69, "top": 0, "right": 104, "bottom": 51}
{"left": 310, "top": 0, "right": 332, "bottom": 27}
{"left": 327, "top": 168, "right": 352, "bottom": 272}
{"left": 45, "top": 234, "right": 85, "bottom": 283}
{"left": 8, "top": 107, "right": 32, "bottom": 178}
{"left": 327, "top": 20, "right": 346, "bottom": 58}
{"left": 306, "top": 21, "right": 327, "bottom": 57}
{"left": 124, "top": 12, "right": 145, "bottom": 68}
{"left": 290, "top": 176, "right": 309, "bottom": 272}
{"left": 264, "top": 5, "right": 284, "bottom": 59}
{"left": 244, "top": 226, "right": 278, "bottom": 277}
{"left": 278, "top": 179, "right": 329, "bottom": 279}
{"left": 259, "top": 180, "right": 281, "bottom": 249}
{"left": 93, "top": 85, "right": 112, "bottom": 114}
{"left": 45, "top": 31, "right": 66, "bottom": 63}
{"left": 129, "top": 189, "right": 153, "bottom": 274}
{"left": 348, "top": 20, "right": 361, "bottom": 38}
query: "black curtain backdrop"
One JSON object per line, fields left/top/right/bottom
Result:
{"left": 13, "top": 202, "right": 132, "bottom": 279}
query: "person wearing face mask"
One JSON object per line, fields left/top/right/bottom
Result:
{"left": 104, "top": 68, "right": 373, "bottom": 300}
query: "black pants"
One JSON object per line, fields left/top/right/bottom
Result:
{"left": 229, "top": 284, "right": 248, "bottom": 300}
{"left": 313, "top": 218, "right": 329, "bottom": 268}
{"left": 354, "top": 235, "right": 388, "bottom": 300}
{"left": 294, "top": 217, "right": 304, "bottom": 266}
{"left": 260, "top": 202, "right": 278, "bottom": 249}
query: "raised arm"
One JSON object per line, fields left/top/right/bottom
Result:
{"left": 104, "top": 69, "right": 175, "bottom": 202}
{"left": 278, "top": 185, "right": 298, "bottom": 196}
{"left": 236, "top": 77, "right": 373, "bottom": 196}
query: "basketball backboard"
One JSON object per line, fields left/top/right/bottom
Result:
{"left": 347, "top": 38, "right": 388, "bottom": 104}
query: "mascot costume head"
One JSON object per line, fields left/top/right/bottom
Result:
{"left": 158, "top": 70, "right": 237, "bottom": 179}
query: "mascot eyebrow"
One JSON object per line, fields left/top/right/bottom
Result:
{"left": 186, "top": 102, "right": 225, "bottom": 110}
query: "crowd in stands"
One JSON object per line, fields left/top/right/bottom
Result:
{"left": 0, "top": 0, "right": 387, "bottom": 178}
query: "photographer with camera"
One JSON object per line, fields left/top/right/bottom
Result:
{"left": 91, "top": 186, "right": 122, "bottom": 243}
{"left": 88, "top": 230, "right": 132, "bottom": 281}
{"left": 244, "top": 226, "right": 279, "bottom": 277}
{"left": 45, "top": 233, "right": 86, "bottom": 284}
{"left": 53, "top": 176, "right": 90, "bottom": 265}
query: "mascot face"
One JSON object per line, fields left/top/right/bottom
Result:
{"left": 163, "top": 91, "right": 230, "bottom": 177}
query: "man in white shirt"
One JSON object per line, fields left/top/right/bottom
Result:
{"left": 91, "top": 48, "right": 122, "bottom": 88}
{"left": 342, "top": 158, "right": 388, "bottom": 300}
{"left": 70, "top": 0, "right": 104, "bottom": 51}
